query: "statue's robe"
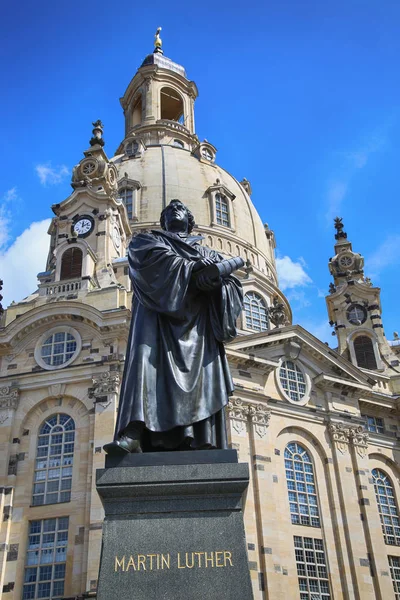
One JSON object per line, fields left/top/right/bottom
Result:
{"left": 115, "top": 230, "right": 243, "bottom": 450}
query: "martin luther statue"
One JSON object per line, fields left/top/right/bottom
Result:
{"left": 104, "top": 199, "right": 243, "bottom": 454}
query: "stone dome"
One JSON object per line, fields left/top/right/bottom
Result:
{"left": 109, "top": 49, "right": 291, "bottom": 323}
{"left": 112, "top": 145, "right": 278, "bottom": 286}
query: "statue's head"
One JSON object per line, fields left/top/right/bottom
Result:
{"left": 160, "top": 200, "right": 195, "bottom": 234}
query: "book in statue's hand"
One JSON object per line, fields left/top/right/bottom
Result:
{"left": 194, "top": 256, "right": 244, "bottom": 281}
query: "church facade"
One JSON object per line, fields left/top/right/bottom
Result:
{"left": 1, "top": 39, "right": 400, "bottom": 600}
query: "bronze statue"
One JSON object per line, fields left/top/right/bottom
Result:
{"left": 334, "top": 216, "right": 347, "bottom": 240}
{"left": 104, "top": 200, "right": 243, "bottom": 454}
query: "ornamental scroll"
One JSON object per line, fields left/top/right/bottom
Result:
{"left": 227, "top": 398, "right": 271, "bottom": 438}
{"left": 349, "top": 426, "right": 369, "bottom": 458}
{"left": 0, "top": 386, "right": 19, "bottom": 410}
{"left": 248, "top": 404, "right": 271, "bottom": 438}
{"left": 0, "top": 386, "right": 20, "bottom": 425}
{"left": 89, "top": 372, "right": 120, "bottom": 408}
{"left": 328, "top": 422, "right": 369, "bottom": 458}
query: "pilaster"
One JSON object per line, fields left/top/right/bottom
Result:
{"left": 348, "top": 436, "right": 395, "bottom": 599}
{"left": 86, "top": 370, "right": 120, "bottom": 593}
{"left": 328, "top": 421, "right": 375, "bottom": 599}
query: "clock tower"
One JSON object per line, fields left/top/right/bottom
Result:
{"left": 326, "top": 217, "right": 399, "bottom": 374}
{"left": 38, "top": 121, "right": 131, "bottom": 297}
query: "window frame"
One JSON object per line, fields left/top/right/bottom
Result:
{"left": 276, "top": 358, "right": 311, "bottom": 406}
{"left": 348, "top": 329, "right": 382, "bottom": 371}
{"left": 372, "top": 468, "right": 400, "bottom": 546}
{"left": 362, "top": 414, "right": 385, "bottom": 434}
{"left": 285, "top": 443, "right": 321, "bottom": 528}
{"left": 389, "top": 555, "right": 400, "bottom": 599}
{"left": 294, "top": 535, "right": 331, "bottom": 600}
{"left": 23, "top": 517, "right": 69, "bottom": 600}
{"left": 32, "top": 414, "right": 75, "bottom": 507}
{"left": 215, "top": 193, "right": 230, "bottom": 228}
{"left": 60, "top": 247, "right": 83, "bottom": 281}
{"left": 354, "top": 335, "right": 378, "bottom": 369}
{"left": 125, "top": 141, "right": 139, "bottom": 157}
{"left": 118, "top": 188, "right": 135, "bottom": 220}
{"left": 117, "top": 178, "right": 141, "bottom": 221}
{"left": 34, "top": 326, "right": 81, "bottom": 371}
{"left": 160, "top": 86, "right": 185, "bottom": 123}
{"left": 243, "top": 291, "right": 269, "bottom": 332}
{"left": 346, "top": 303, "right": 367, "bottom": 325}
{"left": 205, "top": 184, "right": 236, "bottom": 231}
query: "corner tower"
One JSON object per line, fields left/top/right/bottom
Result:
{"left": 326, "top": 217, "right": 399, "bottom": 373}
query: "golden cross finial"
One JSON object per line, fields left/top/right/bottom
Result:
{"left": 154, "top": 27, "right": 163, "bottom": 54}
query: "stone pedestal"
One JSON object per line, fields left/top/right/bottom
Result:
{"left": 96, "top": 450, "right": 254, "bottom": 600}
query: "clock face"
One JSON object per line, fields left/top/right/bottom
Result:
{"left": 347, "top": 304, "right": 367, "bottom": 325}
{"left": 72, "top": 216, "right": 94, "bottom": 237}
{"left": 112, "top": 226, "right": 121, "bottom": 249}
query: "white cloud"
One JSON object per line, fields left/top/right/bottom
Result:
{"left": 286, "top": 289, "right": 312, "bottom": 309}
{"left": 0, "top": 187, "right": 19, "bottom": 248}
{"left": 345, "top": 133, "right": 386, "bottom": 169}
{"left": 0, "top": 210, "right": 9, "bottom": 248}
{"left": 0, "top": 219, "right": 51, "bottom": 306}
{"left": 3, "top": 188, "right": 17, "bottom": 203}
{"left": 300, "top": 318, "right": 334, "bottom": 346}
{"left": 325, "top": 126, "right": 388, "bottom": 222}
{"left": 366, "top": 234, "right": 400, "bottom": 279}
{"left": 325, "top": 181, "right": 348, "bottom": 223}
{"left": 276, "top": 255, "right": 312, "bottom": 290}
{"left": 35, "top": 163, "right": 69, "bottom": 186}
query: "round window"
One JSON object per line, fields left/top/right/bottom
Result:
{"left": 347, "top": 304, "right": 367, "bottom": 325}
{"left": 82, "top": 160, "right": 97, "bottom": 175}
{"left": 339, "top": 255, "right": 353, "bottom": 268}
{"left": 279, "top": 360, "right": 307, "bottom": 402}
{"left": 108, "top": 169, "right": 116, "bottom": 184}
{"left": 34, "top": 327, "right": 81, "bottom": 370}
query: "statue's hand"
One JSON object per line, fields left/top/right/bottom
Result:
{"left": 192, "top": 256, "right": 219, "bottom": 273}
{"left": 196, "top": 272, "right": 222, "bottom": 291}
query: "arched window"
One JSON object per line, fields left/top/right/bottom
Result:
{"left": 60, "top": 248, "right": 82, "bottom": 280}
{"left": 354, "top": 336, "right": 377, "bottom": 370}
{"left": 215, "top": 194, "right": 230, "bottom": 227}
{"left": 132, "top": 95, "right": 142, "bottom": 127}
{"left": 119, "top": 188, "right": 133, "bottom": 219}
{"left": 372, "top": 468, "right": 400, "bottom": 545}
{"left": 32, "top": 414, "right": 75, "bottom": 506}
{"left": 244, "top": 292, "right": 268, "bottom": 332}
{"left": 285, "top": 442, "right": 320, "bottom": 527}
{"left": 160, "top": 87, "right": 184, "bottom": 123}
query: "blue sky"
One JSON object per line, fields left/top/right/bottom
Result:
{"left": 1, "top": 0, "right": 399, "bottom": 344}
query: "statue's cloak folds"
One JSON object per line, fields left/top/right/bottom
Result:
{"left": 115, "top": 230, "right": 243, "bottom": 449}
